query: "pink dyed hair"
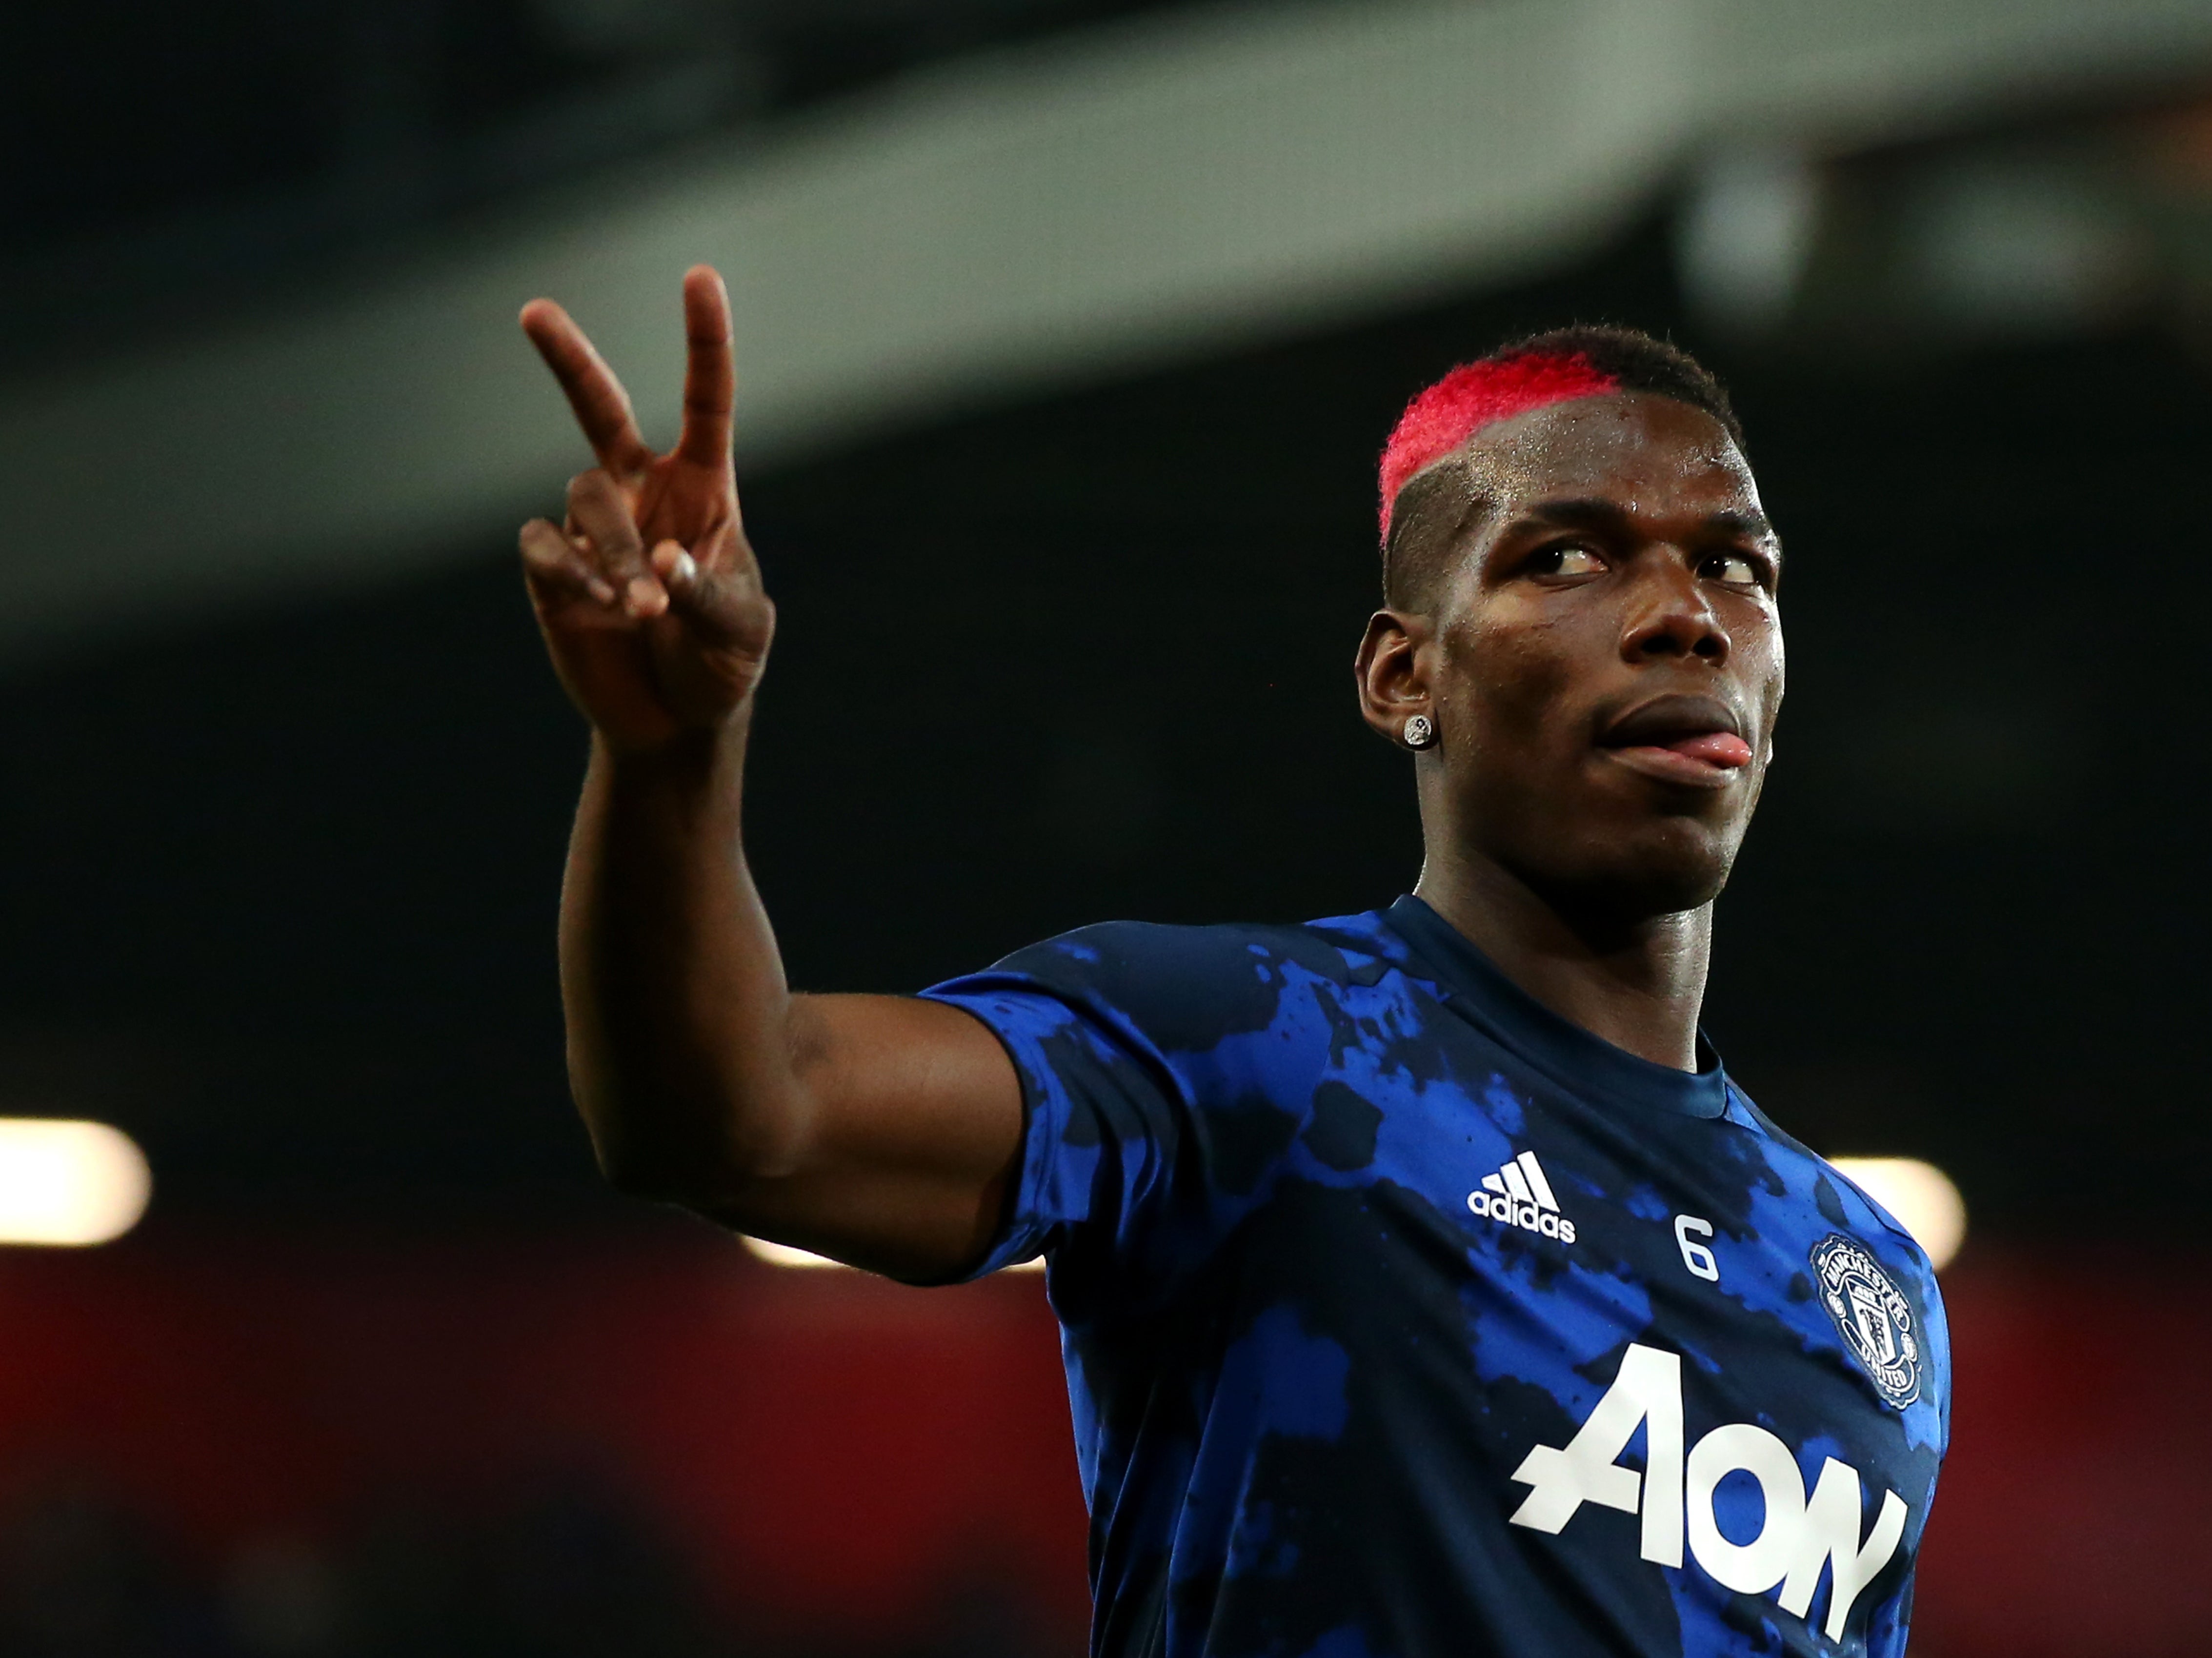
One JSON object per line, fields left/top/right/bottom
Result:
{"left": 1377, "top": 352, "right": 1620, "bottom": 542}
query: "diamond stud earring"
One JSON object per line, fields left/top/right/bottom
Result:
{"left": 1403, "top": 714, "right": 1436, "bottom": 750}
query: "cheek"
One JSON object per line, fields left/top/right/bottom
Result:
{"left": 1443, "top": 612, "right": 1581, "bottom": 744}
{"left": 1743, "top": 619, "right": 1786, "bottom": 727}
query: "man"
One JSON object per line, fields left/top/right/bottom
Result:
{"left": 517, "top": 265, "right": 1947, "bottom": 1658}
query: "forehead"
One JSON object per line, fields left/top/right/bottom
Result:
{"left": 1458, "top": 391, "right": 1762, "bottom": 521}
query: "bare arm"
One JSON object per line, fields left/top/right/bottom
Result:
{"left": 519, "top": 268, "right": 1024, "bottom": 1282}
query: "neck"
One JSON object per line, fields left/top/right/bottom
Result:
{"left": 1412, "top": 849, "right": 1712, "bottom": 1072}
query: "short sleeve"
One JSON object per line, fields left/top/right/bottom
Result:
{"left": 922, "top": 962, "right": 1188, "bottom": 1280}
{"left": 920, "top": 917, "right": 1378, "bottom": 1285}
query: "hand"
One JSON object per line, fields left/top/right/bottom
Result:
{"left": 518, "top": 265, "right": 775, "bottom": 755}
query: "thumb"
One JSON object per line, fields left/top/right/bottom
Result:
{"left": 650, "top": 537, "right": 773, "bottom": 658}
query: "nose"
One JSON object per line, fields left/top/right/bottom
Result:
{"left": 1621, "top": 555, "right": 1729, "bottom": 666}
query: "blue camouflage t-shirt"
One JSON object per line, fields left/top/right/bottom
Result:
{"left": 923, "top": 895, "right": 1949, "bottom": 1658}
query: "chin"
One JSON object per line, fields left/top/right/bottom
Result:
{"left": 1527, "top": 819, "right": 1740, "bottom": 922}
{"left": 1613, "top": 857, "right": 1732, "bottom": 918}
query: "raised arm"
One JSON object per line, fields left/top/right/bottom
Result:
{"left": 518, "top": 267, "right": 1024, "bottom": 1281}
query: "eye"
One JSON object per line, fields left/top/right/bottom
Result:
{"left": 1528, "top": 543, "right": 1607, "bottom": 579}
{"left": 1700, "top": 551, "right": 1767, "bottom": 588}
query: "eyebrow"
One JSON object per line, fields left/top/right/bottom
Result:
{"left": 1506, "top": 496, "right": 1777, "bottom": 542}
{"left": 1706, "top": 507, "right": 1778, "bottom": 542}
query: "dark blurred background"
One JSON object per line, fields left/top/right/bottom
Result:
{"left": 5, "top": 1, "right": 2212, "bottom": 1653}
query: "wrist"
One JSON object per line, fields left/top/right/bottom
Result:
{"left": 594, "top": 705, "right": 752, "bottom": 781}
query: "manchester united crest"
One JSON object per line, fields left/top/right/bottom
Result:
{"left": 1810, "top": 1234, "right": 1921, "bottom": 1408}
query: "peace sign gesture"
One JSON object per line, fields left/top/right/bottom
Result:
{"left": 518, "top": 265, "right": 775, "bottom": 755}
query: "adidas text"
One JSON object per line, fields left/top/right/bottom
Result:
{"left": 1468, "top": 1150, "right": 1576, "bottom": 1244}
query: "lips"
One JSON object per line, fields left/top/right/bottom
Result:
{"left": 1598, "top": 694, "right": 1753, "bottom": 780}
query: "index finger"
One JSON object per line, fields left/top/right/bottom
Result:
{"left": 520, "top": 298, "right": 656, "bottom": 476}
{"left": 674, "top": 265, "right": 735, "bottom": 468}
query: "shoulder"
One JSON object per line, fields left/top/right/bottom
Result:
{"left": 966, "top": 909, "right": 1409, "bottom": 1054}
{"left": 1744, "top": 1092, "right": 1929, "bottom": 1256}
{"left": 1726, "top": 1084, "right": 1949, "bottom": 1326}
{"left": 1725, "top": 1087, "right": 1953, "bottom": 1433}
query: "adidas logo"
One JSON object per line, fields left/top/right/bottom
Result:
{"left": 1468, "top": 1150, "right": 1577, "bottom": 1244}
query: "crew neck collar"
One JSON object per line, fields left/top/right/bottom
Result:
{"left": 1382, "top": 893, "right": 1730, "bottom": 1120}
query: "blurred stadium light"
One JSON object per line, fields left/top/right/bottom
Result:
{"left": 1674, "top": 149, "right": 1825, "bottom": 335}
{"left": 6, "top": 0, "right": 2212, "bottom": 665}
{"left": 743, "top": 1235, "right": 1046, "bottom": 1271}
{"left": 743, "top": 1235, "right": 853, "bottom": 1268}
{"left": 1829, "top": 1155, "right": 1968, "bottom": 1272}
{"left": 0, "top": 1118, "right": 151, "bottom": 1245}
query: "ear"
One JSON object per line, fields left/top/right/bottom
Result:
{"left": 1355, "top": 608, "right": 1433, "bottom": 748}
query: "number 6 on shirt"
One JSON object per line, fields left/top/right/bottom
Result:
{"left": 1675, "top": 1214, "right": 1721, "bottom": 1282}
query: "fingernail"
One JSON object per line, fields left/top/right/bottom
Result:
{"left": 587, "top": 577, "right": 616, "bottom": 604}
{"left": 625, "top": 575, "right": 665, "bottom": 616}
{"left": 672, "top": 551, "right": 697, "bottom": 584}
